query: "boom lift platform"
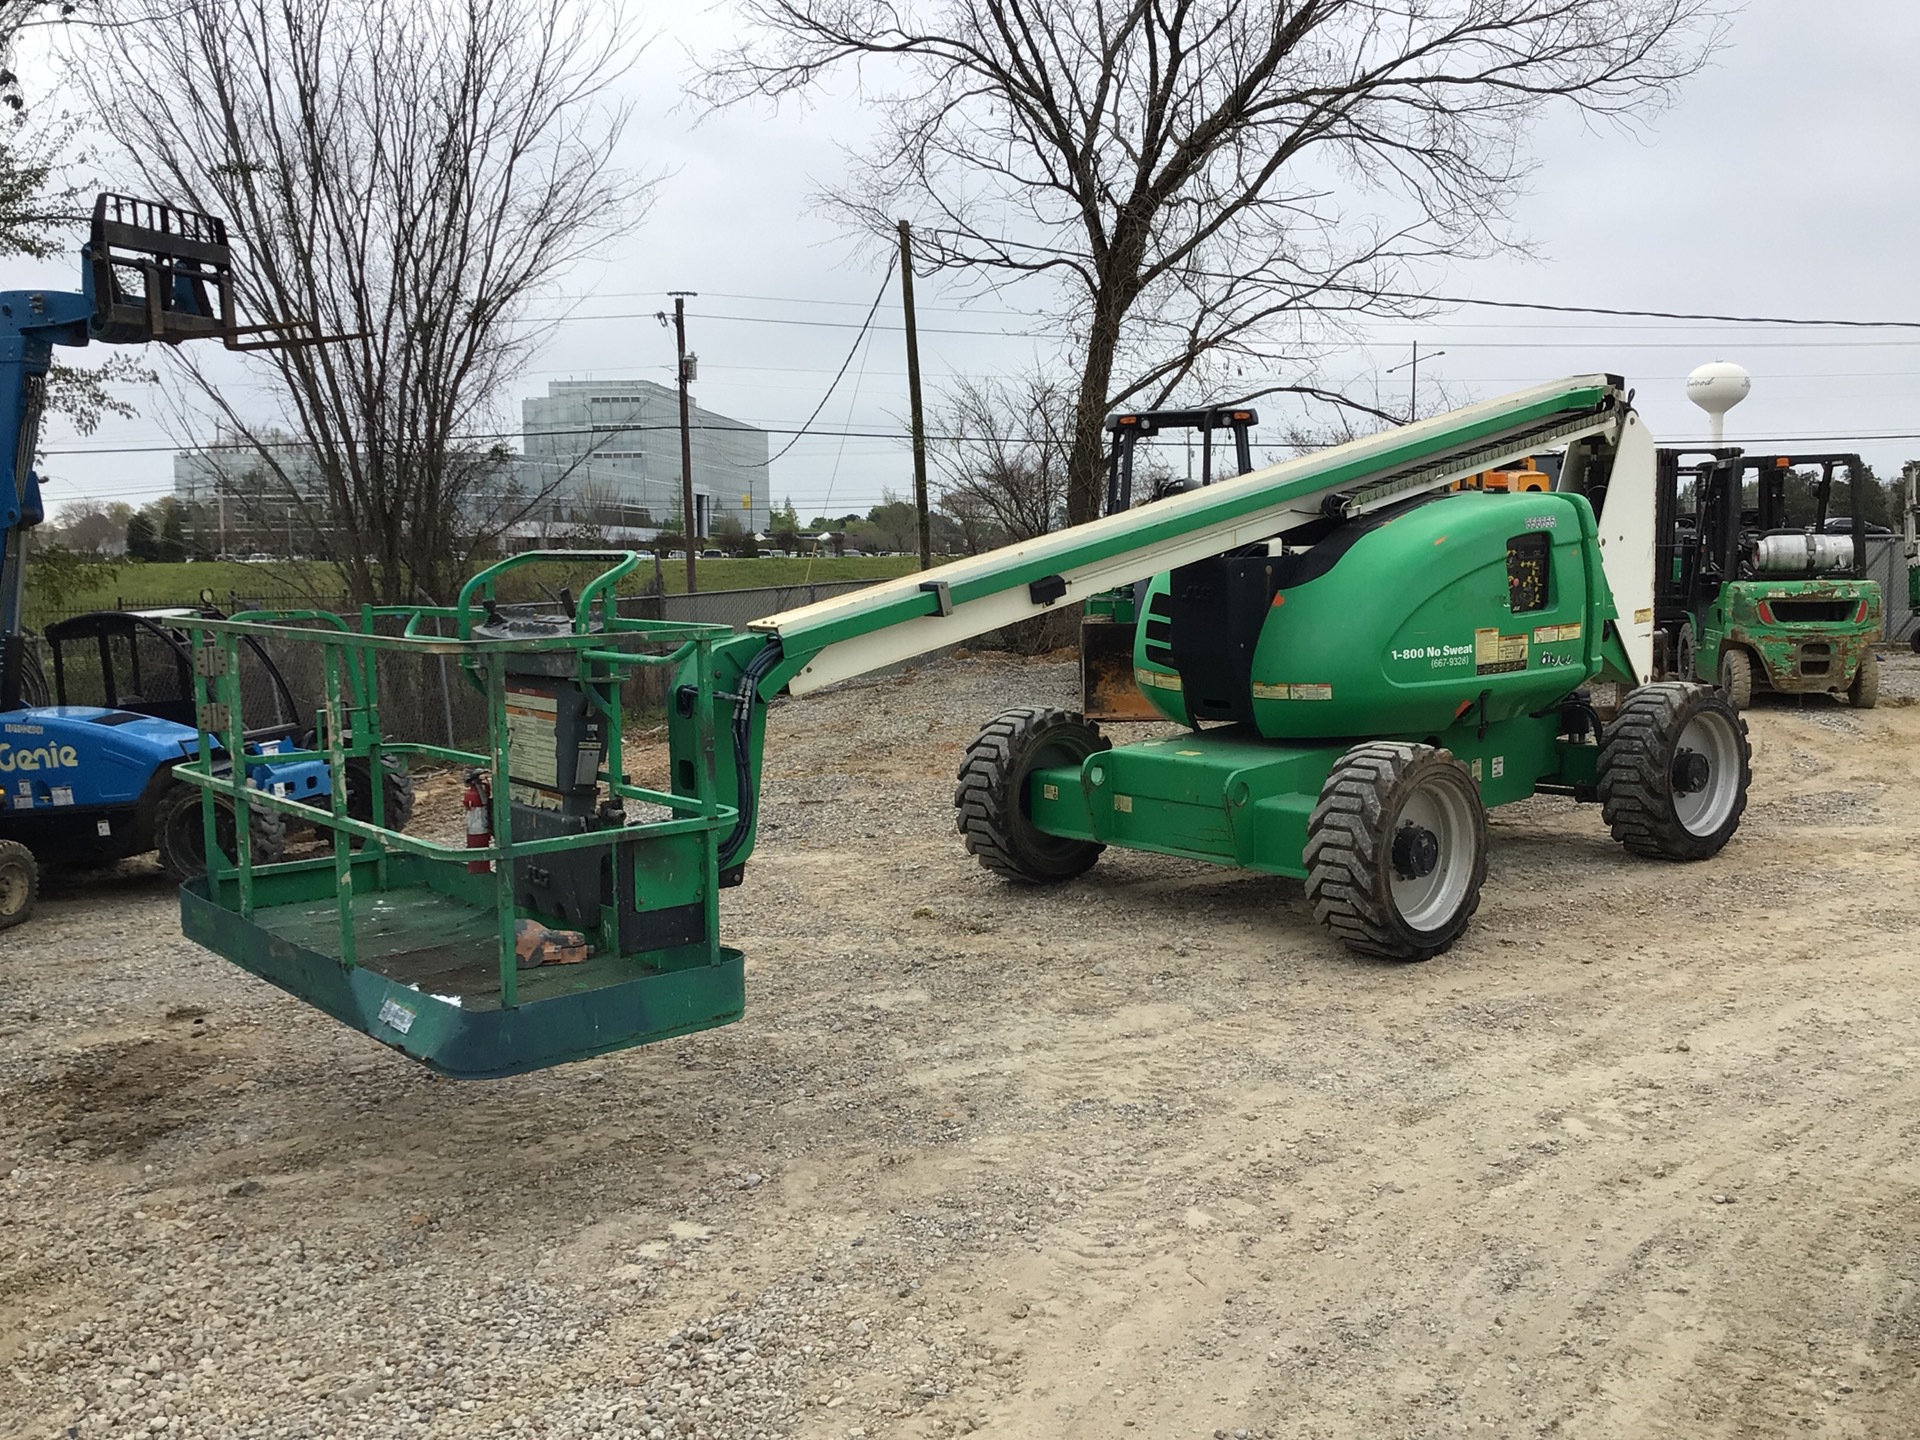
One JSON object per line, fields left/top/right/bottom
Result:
{"left": 174, "top": 374, "right": 1753, "bottom": 1079}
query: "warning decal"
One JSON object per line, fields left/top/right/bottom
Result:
{"left": 1474, "top": 627, "right": 1529, "bottom": 675}
{"left": 504, "top": 685, "right": 559, "bottom": 789}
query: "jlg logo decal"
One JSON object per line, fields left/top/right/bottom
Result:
{"left": 0, "top": 741, "right": 82, "bottom": 772}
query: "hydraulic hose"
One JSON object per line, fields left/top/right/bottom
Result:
{"left": 719, "top": 637, "right": 784, "bottom": 868}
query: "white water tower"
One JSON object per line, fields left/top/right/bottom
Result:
{"left": 1686, "top": 361, "right": 1751, "bottom": 445}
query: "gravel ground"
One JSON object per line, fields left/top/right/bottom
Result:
{"left": 4, "top": 648, "right": 1920, "bottom": 1440}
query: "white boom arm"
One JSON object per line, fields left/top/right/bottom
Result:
{"left": 755, "top": 376, "right": 1656, "bottom": 695}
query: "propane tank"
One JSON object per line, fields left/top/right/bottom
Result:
{"left": 463, "top": 769, "right": 492, "bottom": 873}
{"left": 1750, "top": 532, "right": 1855, "bottom": 575}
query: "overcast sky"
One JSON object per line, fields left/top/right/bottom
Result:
{"left": 20, "top": 0, "right": 1920, "bottom": 521}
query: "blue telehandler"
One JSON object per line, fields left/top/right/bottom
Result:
{"left": 0, "top": 194, "right": 402, "bottom": 930}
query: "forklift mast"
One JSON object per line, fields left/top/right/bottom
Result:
{"left": 0, "top": 192, "right": 333, "bottom": 706}
{"left": 0, "top": 195, "right": 255, "bottom": 709}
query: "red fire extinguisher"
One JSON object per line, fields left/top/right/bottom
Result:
{"left": 463, "top": 770, "right": 492, "bottom": 874}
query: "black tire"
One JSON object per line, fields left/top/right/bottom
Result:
{"left": 344, "top": 756, "right": 416, "bottom": 834}
{"left": 1910, "top": 629, "right": 1920, "bottom": 657}
{"left": 0, "top": 839, "right": 37, "bottom": 931}
{"left": 1717, "top": 647, "right": 1753, "bottom": 709}
{"left": 1304, "top": 742, "right": 1487, "bottom": 962}
{"left": 1848, "top": 650, "right": 1879, "bottom": 709}
{"left": 1674, "top": 624, "right": 1697, "bottom": 683}
{"left": 153, "top": 783, "right": 289, "bottom": 881}
{"left": 955, "top": 707, "right": 1109, "bottom": 883}
{"left": 1598, "top": 683, "right": 1750, "bottom": 862}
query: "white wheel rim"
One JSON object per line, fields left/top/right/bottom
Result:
{"left": 1673, "top": 709, "right": 1741, "bottom": 835}
{"left": 1389, "top": 773, "right": 1477, "bottom": 932}
{"left": 0, "top": 864, "right": 26, "bottom": 916}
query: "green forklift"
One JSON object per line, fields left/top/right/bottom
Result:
{"left": 1655, "top": 449, "right": 1883, "bottom": 707}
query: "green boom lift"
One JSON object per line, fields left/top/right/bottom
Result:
{"left": 173, "top": 374, "right": 1751, "bottom": 1078}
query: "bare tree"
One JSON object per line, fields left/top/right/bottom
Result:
{"left": 930, "top": 372, "right": 1072, "bottom": 543}
{"left": 82, "top": 0, "right": 650, "bottom": 604}
{"left": 705, "top": 0, "right": 1726, "bottom": 525}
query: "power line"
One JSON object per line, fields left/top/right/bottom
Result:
{"left": 918, "top": 228, "right": 1920, "bottom": 331}
{"left": 544, "top": 281, "right": 1920, "bottom": 332}
{"left": 759, "top": 258, "right": 897, "bottom": 468}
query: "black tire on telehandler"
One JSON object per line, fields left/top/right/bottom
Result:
{"left": 1305, "top": 742, "right": 1487, "bottom": 962}
{"left": 153, "top": 783, "right": 289, "bottom": 882}
{"left": 1848, "top": 650, "right": 1879, "bottom": 710}
{"left": 1717, "top": 647, "right": 1753, "bottom": 709}
{"left": 955, "top": 707, "right": 1109, "bottom": 884}
{"left": 0, "top": 839, "right": 37, "bottom": 931}
{"left": 344, "top": 755, "right": 417, "bottom": 834}
{"left": 1598, "top": 683, "right": 1750, "bottom": 862}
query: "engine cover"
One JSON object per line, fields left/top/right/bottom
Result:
{"left": 1134, "top": 489, "right": 1610, "bottom": 740}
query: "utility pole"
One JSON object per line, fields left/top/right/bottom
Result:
{"left": 1387, "top": 341, "right": 1447, "bottom": 424}
{"left": 663, "top": 292, "right": 699, "bottom": 594}
{"left": 898, "top": 221, "right": 932, "bottom": 570}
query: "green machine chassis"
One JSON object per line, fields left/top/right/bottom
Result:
{"left": 174, "top": 377, "right": 1751, "bottom": 1078}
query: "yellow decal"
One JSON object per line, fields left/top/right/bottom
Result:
{"left": 1474, "top": 627, "right": 1528, "bottom": 674}
{"left": 1470, "top": 758, "right": 1483, "bottom": 781}
{"left": 1531, "top": 622, "right": 1583, "bottom": 644}
{"left": 1633, "top": 607, "right": 1654, "bottom": 625}
{"left": 1134, "top": 668, "right": 1183, "bottom": 691}
{"left": 1114, "top": 794, "right": 1134, "bottom": 813}
{"left": 1251, "top": 681, "right": 1291, "bottom": 700}
{"left": 1042, "top": 782, "right": 1059, "bottom": 801}
{"left": 1175, "top": 749, "right": 1203, "bottom": 757}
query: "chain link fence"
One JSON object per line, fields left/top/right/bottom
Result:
{"left": 1865, "top": 536, "right": 1917, "bottom": 647}
{"left": 24, "top": 580, "right": 886, "bottom": 749}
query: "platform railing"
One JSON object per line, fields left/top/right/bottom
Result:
{"left": 175, "top": 595, "right": 737, "bottom": 1009}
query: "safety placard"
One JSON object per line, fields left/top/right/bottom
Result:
{"left": 504, "top": 685, "right": 559, "bottom": 789}
{"left": 1474, "top": 628, "right": 1528, "bottom": 675}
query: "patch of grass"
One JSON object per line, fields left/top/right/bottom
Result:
{"left": 25, "top": 553, "right": 931, "bottom": 622}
